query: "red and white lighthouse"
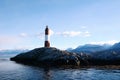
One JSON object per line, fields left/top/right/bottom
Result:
{"left": 44, "top": 25, "right": 50, "bottom": 47}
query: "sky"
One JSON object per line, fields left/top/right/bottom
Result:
{"left": 0, "top": 0, "right": 120, "bottom": 50}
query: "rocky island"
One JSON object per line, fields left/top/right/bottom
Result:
{"left": 10, "top": 47, "right": 80, "bottom": 67}
{"left": 10, "top": 46, "right": 120, "bottom": 68}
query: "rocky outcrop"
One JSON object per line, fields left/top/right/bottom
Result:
{"left": 69, "top": 42, "right": 120, "bottom": 66}
{"left": 10, "top": 47, "right": 80, "bottom": 67}
{"left": 10, "top": 47, "right": 120, "bottom": 67}
{"left": 89, "top": 48, "right": 120, "bottom": 65}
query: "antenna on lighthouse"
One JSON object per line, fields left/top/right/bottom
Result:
{"left": 44, "top": 25, "right": 50, "bottom": 47}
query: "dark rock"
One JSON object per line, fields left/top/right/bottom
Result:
{"left": 10, "top": 47, "right": 80, "bottom": 67}
{"left": 89, "top": 48, "right": 120, "bottom": 65}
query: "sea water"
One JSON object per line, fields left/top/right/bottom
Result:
{"left": 0, "top": 53, "right": 120, "bottom": 80}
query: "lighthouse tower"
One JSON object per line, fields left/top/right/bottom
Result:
{"left": 44, "top": 25, "right": 50, "bottom": 47}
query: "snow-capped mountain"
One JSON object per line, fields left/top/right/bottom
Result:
{"left": 110, "top": 42, "right": 120, "bottom": 49}
{"left": 66, "top": 48, "right": 73, "bottom": 52}
{"left": 70, "top": 44, "right": 111, "bottom": 53}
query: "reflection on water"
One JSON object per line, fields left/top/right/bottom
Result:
{"left": 43, "top": 68, "right": 52, "bottom": 80}
{"left": 0, "top": 58, "right": 120, "bottom": 80}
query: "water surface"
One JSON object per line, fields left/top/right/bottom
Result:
{"left": 0, "top": 53, "right": 120, "bottom": 80}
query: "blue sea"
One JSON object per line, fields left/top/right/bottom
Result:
{"left": 0, "top": 52, "right": 120, "bottom": 80}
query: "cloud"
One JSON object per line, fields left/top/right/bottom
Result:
{"left": 19, "top": 33, "right": 28, "bottom": 37}
{"left": 49, "top": 29, "right": 54, "bottom": 36}
{"left": 19, "top": 30, "right": 91, "bottom": 39}
{"left": 36, "top": 29, "right": 54, "bottom": 40}
{"left": 56, "top": 31, "right": 91, "bottom": 37}
{"left": 19, "top": 32, "right": 44, "bottom": 40}
{"left": 83, "top": 31, "right": 91, "bottom": 37}
{"left": 56, "top": 31, "right": 81, "bottom": 37}
{"left": 90, "top": 40, "right": 118, "bottom": 45}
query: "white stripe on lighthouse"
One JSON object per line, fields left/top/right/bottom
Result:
{"left": 45, "top": 35, "right": 49, "bottom": 41}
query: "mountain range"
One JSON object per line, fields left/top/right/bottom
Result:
{"left": 67, "top": 42, "right": 120, "bottom": 65}
{"left": 67, "top": 43, "right": 116, "bottom": 53}
{"left": 91, "top": 42, "right": 120, "bottom": 60}
{"left": 0, "top": 49, "right": 28, "bottom": 54}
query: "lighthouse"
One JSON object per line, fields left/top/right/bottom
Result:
{"left": 44, "top": 25, "right": 50, "bottom": 47}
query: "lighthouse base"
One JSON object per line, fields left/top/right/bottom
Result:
{"left": 44, "top": 41, "right": 50, "bottom": 47}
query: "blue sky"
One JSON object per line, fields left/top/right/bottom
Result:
{"left": 0, "top": 0, "right": 120, "bottom": 50}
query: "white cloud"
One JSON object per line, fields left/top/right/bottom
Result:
{"left": 19, "top": 30, "right": 91, "bottom": 39}
{"left": 83, "top": 31, "right": 91, "bottom": 37}
{"left": 56, "top": 31, "right": 81, "bottom": 37}
{"left": 90, "top": 40, "right": 118, "bottom": 45}
{"left": 36, "top": 29, "right": 54, "bottom": 40}
{"left": 19, "top": 33, "right": 28, "bottom": 37}
{"left": 55, "top": 31, "right": 91, "bottom": 37}
{"left": 49, "top": 29, "right": 54, "bottom": 36}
